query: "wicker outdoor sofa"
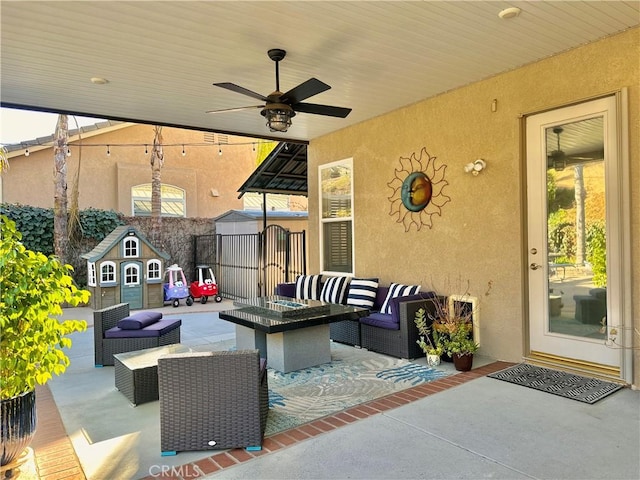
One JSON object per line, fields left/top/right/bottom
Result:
{"left": 276, "top": 276, "right": 436, "bottom": 359}
{"left": 93, "top": 303, "right": 182, "bottom": 366}
{"left": 158, "top": 349, "right": 269, "bottom": 455}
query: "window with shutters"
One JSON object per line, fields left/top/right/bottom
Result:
{"left": 319, "top": 159, "right": 354, "bottom": 275}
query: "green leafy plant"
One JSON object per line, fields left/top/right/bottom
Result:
{"left": 586, "top": 221, "right": 606, "bottom": 287}
{"left": 437, "top": 327, "right": 478, "bottom": 357}
{"left": 426, "top": 277, "right": 491, "bottom": 357}
{"left": 414, "top": 307, "right": 443, "bottom": 356}
{"left": 0, "top": 216, "right": 90, "bottom": 400}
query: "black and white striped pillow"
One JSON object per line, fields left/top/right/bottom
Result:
{"left": 346, "top": 278, "right": 379, "bottom": 308}
{"left": 380, "top": 283, "right": 421, "bottom": 314}
{"left": 294, "top": 274, "right": 322, "bottom": 300}
{"left": 320, "top": 276, "right": 349, "bottom": 304}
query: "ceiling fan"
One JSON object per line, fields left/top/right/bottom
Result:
{"left": 548, "top": 127, "right": 568, "bottom": 171}
{"left": 207, "top": 49, "right": 352, "bottom": 133}
{"left": 547, "top": 126, "right": 604, "bottom": 171}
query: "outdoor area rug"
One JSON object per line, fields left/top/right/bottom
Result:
{"left": 487, "top": 363, "right": 623, "bottom": 404}
{"left": 265, "top": 343, "right": 450, "bottom": 435}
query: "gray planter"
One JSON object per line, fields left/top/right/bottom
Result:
{"left": 1, "top": 390, "right": 37, "bottom": 470}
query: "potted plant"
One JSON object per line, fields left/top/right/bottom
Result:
{"left": 436, "top": 325, "right": 478, "bottom": 372}
{"left": 0, "top": 216, "right": 90, "bottom": 470}
{"left": 424, "top": 278, "right": 492, "bottom": 372}
{"left": 414, "top": 306, "right": 443, "bottom": 366}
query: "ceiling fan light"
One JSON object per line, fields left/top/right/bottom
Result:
{"left": 262, "top": 106, "right": 295, "bottom": 132}
{"left": 551, "top": 151, "right": 566, "bottom": 171}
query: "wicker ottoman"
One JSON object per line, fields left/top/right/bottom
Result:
{"left": 114, "top": 344, "right": 191, "bottom": 406}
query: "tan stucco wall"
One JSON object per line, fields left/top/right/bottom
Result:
{"left": 308, "top": 28, "right": 639, "bottom": 384}
{"left": 2, "top": 125, "right": 257, "bottom": 218}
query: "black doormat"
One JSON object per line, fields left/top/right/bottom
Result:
{"left": 487, "top": 363, "right": 623, "bottom": 404}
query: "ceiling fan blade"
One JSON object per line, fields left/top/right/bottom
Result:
{"left": 281, "top": 78, "right": 331, "bottom": 104}
{"left": 293, "top": 102, "right": 352, "bottom": 118}
{"left": 206, "top": 105, "right": 263, "bottom": 114}
{"left": 567, "top": 150, "right": 605, "bottom": 161}
{"left": 213, "top": 82, "right": 268, "bottom": 102}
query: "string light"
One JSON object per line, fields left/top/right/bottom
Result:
{"left": 15, "top": 140, "right": 298, "bottom": 156}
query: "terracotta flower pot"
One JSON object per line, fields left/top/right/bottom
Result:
{"left": 452, "top": 353, "right": 473, "bottom": 372}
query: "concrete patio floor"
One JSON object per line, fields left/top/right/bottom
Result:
{"left": 25, "top": 302, "right": 640, "bottom": 480}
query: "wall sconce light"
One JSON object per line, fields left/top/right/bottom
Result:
{"left": 464, "top": 159, "right": 486, "bottom": 176}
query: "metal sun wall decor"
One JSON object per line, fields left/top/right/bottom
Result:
{"left": 387, "top": 147, "right": 450, "bottom": 232}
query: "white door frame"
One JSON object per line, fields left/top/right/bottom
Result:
{"left": 524, "top": 91, "right": 632, "bottom": 383}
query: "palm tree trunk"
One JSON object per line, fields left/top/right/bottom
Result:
{"left": 574, "top": 165, "right": 586, "bottom": 266}
{"left": 150, "top": 126, "right": 164, "bottom": 245}
{"left": 53, "top": 115, "right": 69, "bottom": 263}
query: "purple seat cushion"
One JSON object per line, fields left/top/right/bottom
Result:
{"left": 105, "top": 318, "right": 181, "bottom": 338}
{"left": 117, "top": 311, "right": 163, "bottom": 330}
{"left": 275, "top": 282, "right": 296, "bottom": 297}
{"left": 373, "top": 287, "right": 390, "bottom": 311}
{"left": 360, "top": 312, "right": 399, "bottom": 330}
{"left": 360, "top": 291, "right": 436, "bottom": 330}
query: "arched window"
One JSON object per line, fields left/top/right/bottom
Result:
{"left": 147, "top": 259, "right": 162, "bottom": 282}
{"left": 124, "top": 263, "right": 140, "bottom": 286}
{"left": 122, "top": 237, "right": 139, "bottom": 258}
{"left": 100, "top": 261, "right": 116, "bottom": 285}
{"left": 132, "top": 184, "right": 186, "bottom": 217}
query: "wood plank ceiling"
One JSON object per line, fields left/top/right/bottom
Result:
{"left": 1, "top": 1, "right": 638, "bottom": 143}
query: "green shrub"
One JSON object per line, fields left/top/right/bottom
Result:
{"left": 0, "top": 216, "right": 90, "bottom": 399}
{"left": 586, "top": 221, "right": 607, "bottom": 287}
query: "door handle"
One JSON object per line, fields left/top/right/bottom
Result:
{"left": 530, "top": 263, "right": 543, "bottom": 270}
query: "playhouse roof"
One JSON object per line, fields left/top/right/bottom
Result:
{"left": 81, "top": 225, "right": 170, "bottom": 262}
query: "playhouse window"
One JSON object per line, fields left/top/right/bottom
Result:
{"left": 147, "top": 260, "right": 162, "bottom": 281}
{"left": 132, "top": 184, "right": 186, "bottom": 217}
{"left": 124, "top": 264, "right": 140, "bottom": 285}
{"left": 100, "top": 261, "right": 116, "bottom": 285}
{"left": 123, "top": 237, "right": 139, "bottom": 258}
{"left": 87, "top": 262, "right": 96, "bottom": 287}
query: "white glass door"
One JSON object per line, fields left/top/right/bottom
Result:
{"left": 526, "top": 96, "right": 624, "bottom": 373}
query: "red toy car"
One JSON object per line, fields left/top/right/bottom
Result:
{"left": 189, "top": 265, "right": 222, "bottom": 304}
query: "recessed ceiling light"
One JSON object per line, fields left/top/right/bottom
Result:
{"left": 498, "top": 7, "right": 521, "bottom": 19}
{"left": 90, "top": 77, "right": 109, "bottom": 85}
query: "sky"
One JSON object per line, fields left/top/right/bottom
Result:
{"left": 0, "top": 108, "right": 105, "bottom": 145}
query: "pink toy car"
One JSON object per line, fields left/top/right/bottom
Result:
{"left": 163, "top": 264, "right": 193, "bottom": 307}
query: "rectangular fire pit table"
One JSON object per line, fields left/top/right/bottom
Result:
{"left": 219, "top": 296, "right": 369, "bottom": 373}
{"left": 113, "top": 344, "right": 191, "bottom": 406}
